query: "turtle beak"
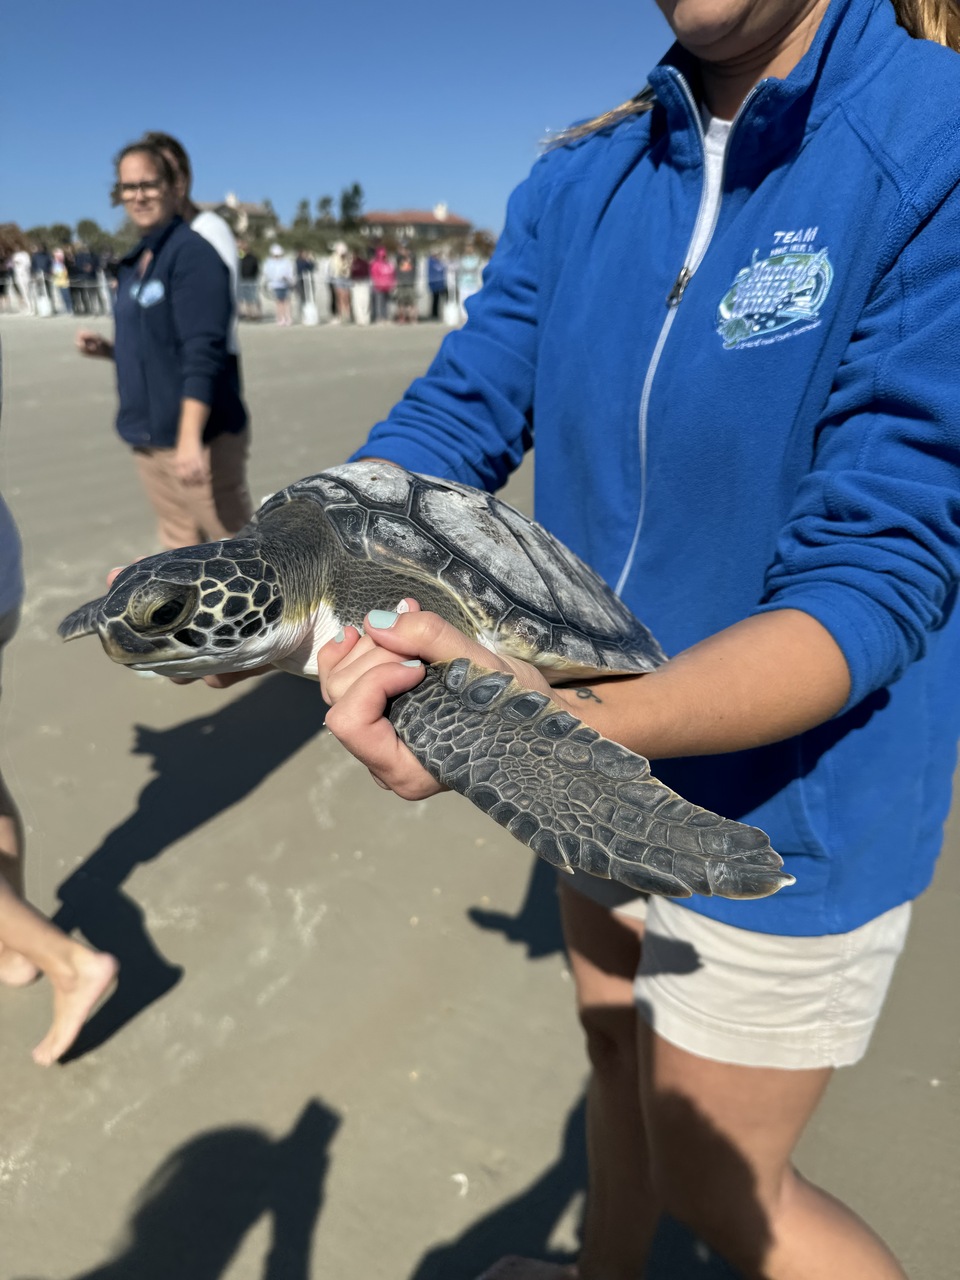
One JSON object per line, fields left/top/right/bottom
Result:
{"left": 58, "top": 596, "right": 108, "bottom": 641}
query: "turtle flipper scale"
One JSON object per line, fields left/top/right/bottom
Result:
{"left": 387, "top": 659, "right": 794, "bottom": 902}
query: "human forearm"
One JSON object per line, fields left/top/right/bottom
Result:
{"left": 317, "top": 606, "right": 852, "bottom": 802}
{"left": 557, "top": 608, "right": 851, "bottom": 760}
{"left": 176, "top": 397, "right": 211, "bottom": 451}
{"left": 173, "top": 398, "right": 212, "bottom": 485}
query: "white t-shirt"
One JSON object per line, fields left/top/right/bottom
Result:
{"left": 263, "top": 255, "right": 295, "bottom": 290}
{"left": 191, "top": 210, "right": 239, "bottom": 355}
{"left": 687, "top": 111, "right": 732, "bottom": 272}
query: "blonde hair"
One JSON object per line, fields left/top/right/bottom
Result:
{"left": 895, "top": 0, "right": 960, "bottom": 46}
{"left": 546, "top": 0, "right": 960, "bottom": 149}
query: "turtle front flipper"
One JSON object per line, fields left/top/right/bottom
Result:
{"left": 58, "top": 596, "right": 108, "bottom": 641}
{"left": 387, "top": 659, "right": 793, "bottom": 901}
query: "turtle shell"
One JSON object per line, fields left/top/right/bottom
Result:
{"left": 256, "top": 461, "right": 667, "bottom": 678}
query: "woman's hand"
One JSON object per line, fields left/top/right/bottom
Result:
{"left": 75, "top": 330, "right": 113, "bottom": 359}
{"left": 317, "top": 602, "right": 555, "bottom": 800}
{"left": 173, "top": 442, "right": 211, "bottom": 486}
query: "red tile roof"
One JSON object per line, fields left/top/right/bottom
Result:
{"left": 362, "top": 210, "right": 471, "bottom": 227}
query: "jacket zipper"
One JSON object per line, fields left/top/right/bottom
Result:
{"left": 614, "top": 77, "right": 760, "bottom": 597}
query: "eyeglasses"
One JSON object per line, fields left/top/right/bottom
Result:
{"left": 117, "top": 181, "right": 164, "bottom": 201}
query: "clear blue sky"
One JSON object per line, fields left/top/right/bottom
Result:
{"left": 1, "top": 0, "right": 673, "bottom": 238}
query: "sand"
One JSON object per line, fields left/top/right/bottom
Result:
{"left": 0, "top": 314, "right": 956, "bottom": 1279}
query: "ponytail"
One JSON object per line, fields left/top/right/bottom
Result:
{"left": 893, "top": 0, "right": 960, "bottom": 49}
{"left": 547, "top": 0, "right": 960, "bottom": 151}
{"left": 543, "top": 87, "right": 655, "bottom": 150}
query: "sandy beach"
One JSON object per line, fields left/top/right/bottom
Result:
{"left": 0, "top": 314, "right": 956, "bottom": 1279}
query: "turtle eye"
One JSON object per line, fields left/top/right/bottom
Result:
{"left": 147, "top": 597, "right": 189, "bottom": 629}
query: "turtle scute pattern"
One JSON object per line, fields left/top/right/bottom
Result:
{"left": 93, "top": 539, "right": 286, "bottom": 653}
{"left": 389, "top": 659, "right": 792, "bottom": 901}
{"left": 186, "top": 545, "right": 285, "bottom": 649}
{"left": 286, "top": 464, "right": 668, "bottom": 675}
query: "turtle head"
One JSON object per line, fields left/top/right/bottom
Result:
{"left": 58, "top": 540, "right": 297, "bottom": 678}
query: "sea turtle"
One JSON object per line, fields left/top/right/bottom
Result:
{"left": 59, "top": 461, "right": 792, "bottom": 901}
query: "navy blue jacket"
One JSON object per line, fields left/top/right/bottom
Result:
{"left": 114, "top": 218, "right": 247, "bottom": 449}
{"left": 354, "top": 0, "right": 960, "bottom": 935}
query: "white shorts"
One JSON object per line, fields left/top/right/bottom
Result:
{"left": 565, "top": 869, "right": 911, "bottom": 1071}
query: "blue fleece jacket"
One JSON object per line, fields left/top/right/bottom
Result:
{"left": 114, "top": 217, "right": 246, "bottom": 449}
{"left": 352, "top": 0, "right": 960, "bottom": 935}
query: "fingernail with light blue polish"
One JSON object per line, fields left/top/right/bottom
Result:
{"left": 333, "top": 629, "right": 345, "bottom": 642}
{"left": 367, "top": 610, "right": 398, "bottom": 629}
{"left": 401, "top": 659, "right": 422, "bottom": 667}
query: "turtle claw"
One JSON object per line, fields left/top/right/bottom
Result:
{"left": 58, "top": 597, "right": 107, "bottom": 641}
{"left": 706, "top": 862, "right": 796, "bottom": 900}
{"left": 389, "top": 659, "right": 793, "bottom": 903}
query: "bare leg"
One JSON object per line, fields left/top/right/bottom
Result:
{"left": 0, "top": 772, "right": 39, "bottom": 986}
{"left": 563, "top": 886, "right": 659, "bottom": 1279}
{"left": 0, "top": 874, "right": 118, "bottom": 1064}
{"left": 642, "top": 1027, "right": 907, "bottom": 1279}
{"left": 479, "top": 884, "right": 657, "bottom": 1280}
{"left": 0, "top": 767, "right": 117, "bottom": 1062}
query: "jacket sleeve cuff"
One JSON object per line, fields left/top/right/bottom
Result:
{"left": 180, "top": 377, "right": 215, "bottom": 406}
{"left": 750, "top": 585, "right": 910, "bottom": 715}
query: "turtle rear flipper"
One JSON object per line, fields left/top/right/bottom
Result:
{"left": 388, "top": 659, "right": 794, "bottom": 901}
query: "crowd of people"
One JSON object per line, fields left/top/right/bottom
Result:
{"left": 1, "top": 242, "right": 117, "bottom": 317}
{"left": 233, "top": 238, "right": 484, "bottom": 327}
{"left": 2, "top": 236, "right": 486, "bottom": 330}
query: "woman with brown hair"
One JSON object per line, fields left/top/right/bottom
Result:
{"left": 315, "top": 0, "right": 960, "bottom": 1275}
{"left": 77, "top": 140, "right": 251, "bottom": 550}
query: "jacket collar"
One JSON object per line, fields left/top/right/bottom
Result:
{"left": 646, "top": 0, "right": 897, "bottom": 177}
{"left": 121, "top": 215, "right": 184, "bottom": 267}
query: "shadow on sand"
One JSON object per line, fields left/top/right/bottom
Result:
{"left": 409, "top": 1095, "right": 586, "bottom": 1280}
{"left": 467, "top": 857, "right": 566, "bottom": 959}
{"left": 416, "top": 909, "right": 760, "bottom": 1280}
{"left": 408, "top": 1090, "right": 753, "bottom": 1279}
{"left": 52, "top": 673, "right": 326, "bottom": 1060}
{"left": 17, "top": 1099, "right": 339, "bottom": 1280}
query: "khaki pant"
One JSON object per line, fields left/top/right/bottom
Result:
{"left": 133, "top": 430, "right": 253, "bottom": 549}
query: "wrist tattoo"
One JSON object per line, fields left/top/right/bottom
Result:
{"left": 575, "top": 687, "right": 602, "bottom": 703}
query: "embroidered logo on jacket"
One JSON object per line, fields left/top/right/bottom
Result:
{"left": 717, "top": 232, "right": 833, "bottom": 350}
{"left": 131, "top": 279, "right": 166, "bottom": 308}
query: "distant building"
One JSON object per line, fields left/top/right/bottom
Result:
{"left": 195, "top": 193, "right": 279, "bottom": 239}
{"left": 360, "top": 203, "right": 472, "bottom": 245}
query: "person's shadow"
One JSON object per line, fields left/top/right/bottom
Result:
{"left": 407, "top": 1090, "right": 752, "bottom": 1280}
{"left": 466, "top": 858, "right": 566, "bottom": 959}
{"left": 53, "top": 673, "right": 327, "bottom": 1060}
{"left": 410, "top": 925, "right": 764, "bottom": 1280}
{"left": 409, "top": 1095, "right": 586, "bottom": 1279}
{"left": 15, "top": 1098, "right": 339, "bottom": 1280}
{"left": 407, "top": 1087, "right": 756, "bottom": 1279}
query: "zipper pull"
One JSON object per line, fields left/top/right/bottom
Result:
{"left": 666, "top": 266, "right": 692, "bottom": 308}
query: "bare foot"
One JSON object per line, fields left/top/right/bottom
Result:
{"left": 0, "top": 941, "right": 40, "bottom": 987}
{"left": 477, "top": 1259, "right": 578, "bottom": 1280}
{"left": 32, "top": 951, "right": 119, "bottom": 1067}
